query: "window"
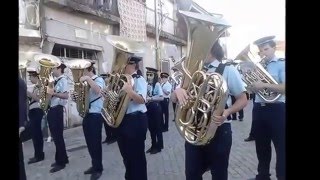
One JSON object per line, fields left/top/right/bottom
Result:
{"left": 52, "top": 44, "right": 98, "bottom": 60}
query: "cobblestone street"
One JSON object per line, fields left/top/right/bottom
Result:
{"left": 23, "top": 100, "right": 277, "bottom": 180}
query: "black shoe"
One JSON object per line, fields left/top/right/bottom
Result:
{"left": 244, "top": 137, "right": 255, "bottom": 142}
{"left": 50, "top": 164, "right": 66, "bottom": 173}
{"left": 84, "top": 167, "right": 95, "bottom": 174}
{"left": 239, "top": 118, "right": 243, "bottom": 121}
{"left": 90, "top": 172, "right": 102, "bottom": 180}
{"left": 103, "top": 137, "right": 117, "bottom": 144}
{"left": 51, "top": 160, "right": 69, "bottom": 167}
{"left": 28, "top": 157, "right": 44, "bottom": 164}
{"left": 150, "top": 148, "right": 161, "bottom": 154}
{"left": 162, "top": 128, "right": 168, "bottom": 132}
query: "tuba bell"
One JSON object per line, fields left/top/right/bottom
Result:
{"left": 34, "top": 54, "right": 61, "bottom": 112}
{"left": 66, "top": 59, "right": 92, "bottom": 118}
{"left": 173, "top": 10, "right": 231, "bottom": 145}
{"left": 101, "top": 35, "right": 146, "bottom": 128}
{"left": 234, "top": 44, "right": 281, "bottom": 102}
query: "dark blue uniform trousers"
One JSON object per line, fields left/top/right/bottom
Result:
{"left": 29, "top": 108, "right": 44, "bottom": 159}
{"left": 117, "top": 112, "right": 148, "bottom": 180}
{"left": 160, "top": 98, "right": 170, "bottom": 130}
{"left": 253, "top": 103, "right": 285, "bottom": 180}
{"left": 185, "top": 123, "right": 232, "bottom": 180}
{"left": 47, "top": 105, "right": 68, "bottom": 165}
{"left": 83, "top": 113, "right": 103, "bottom": 172}
{"left": 19, "top": 140, "right": 26, "bottom": 180}
{"left": 146, "top": 102, "right": 163, "bottom": 149}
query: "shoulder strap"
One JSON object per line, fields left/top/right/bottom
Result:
{"left": 54, "top": 77, "right": 63, "bottom": 86}
{"left": 215, "top": 62, "right": 231, "bottom": 75}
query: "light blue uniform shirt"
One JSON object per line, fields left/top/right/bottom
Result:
{"left": 161, "top": 81, "right": 172, "bottom": 98}
{"left": 50, "top": 75, "right": 68, "bottom": 107}
{"left": 126, "top": 73, "right": 148, "bottom": 114}
{"left": 254, "top": 57, "right": 285, "bottom": 103}
{"left": 88, "top": 75, "right": 105, "bottom": 113}
{"left": 148, "top": 82, "right": 163, "bottom": 97}
{"left": 206, "top": 60, "right": 246, "bottom": 106}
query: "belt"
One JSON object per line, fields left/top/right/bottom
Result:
{"left": 255, "top": 102, "right": 285, "bottom": 107}
{"left": 126, "top": 111, "right": 143, "bottom": 116}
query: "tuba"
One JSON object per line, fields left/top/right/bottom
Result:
{"left": 173, "top": 10, "right": 231, "bottom": 145}
{"left": 234, "top": 44, "right": 281, "bottom": 102}
{"left": 101, "top": 35, "right": 146, "bottom": 128}
{"left": 66, "top": 59, "right": 92, "bottom": 118}
{"left": 34, "top": 54, "right": 61, "bottom": 112}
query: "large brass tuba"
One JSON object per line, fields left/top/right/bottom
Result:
{"left": 34, "top": 54, "right": 61, "bottom": 112}
{"left": 66, "top": 59, "right": 92, "bottom": 117}
{"left": 173, "top": 10, "right": 231, "bottom": 145}
{"left": 101, "top": 35, "right": 146, "bottom": 128}
{"left": 234, "top": 44, "right": 281, "bottom": 102}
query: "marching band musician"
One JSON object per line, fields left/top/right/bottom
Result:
{"left": 248, "top": 36, "right": 286, "bottom": 180}
{"left": 46, "top": 63, "right": 69, "bottom": 173}
{"left": 172, "top": 41, "right": 248, "bottom": 180}
{"left": 103, "top": 56, "right": 148, "bottom": 180}
{"left": 160, "top": 72, "right": 172, "bottom": 132}
{"left": 71, "top": 61, "right": 105, "bottom": 180}
{"left": 26, "top": 66, "right": 45, "bottom": 164}
{"left": 145, "top": 67, "right": 164, "bottom": 154}
{"left": 19, "top": 76, "right": 28, "bottom": 180}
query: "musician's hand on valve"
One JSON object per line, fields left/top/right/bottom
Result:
{"left": 251, "top": 81, "right": 266, "bottom": 91}
{"left": 174, "top": 88, "right": 189, "bottom": 106}
{"left": 122, "top": 82, "right": 133, "bottom": 93}
{"left": 80, "top": 76, "right": 89, "bottom": 83}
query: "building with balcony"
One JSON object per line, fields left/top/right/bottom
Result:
{"left": 19, "top": 0, "right": 224, "bottom": 127}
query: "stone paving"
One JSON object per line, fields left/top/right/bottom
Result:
{"left": 23, "top": 100, "right": 277, "bottom": 180}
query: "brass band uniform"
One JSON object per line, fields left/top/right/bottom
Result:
{"left": 72, "top": 62, "right": 105, "bottom": 180}
{"left": 249, "top": 36, "right": 286, "bottom": 180}
{"left": 116, "top": 56, "right": 148, "bottom": 180}
{"left": 160, "top": 72, "right": 172, "bottom": 132}
{"left": 26, "top": 67, "right": 45, "bottom": 164}
{"left": 173, "top": 42, "right": 248, "bottom": 180}
{"left": 46, "top": 63, "right": 69, "bottom": 173}
{"left": 145, "top": 67, "right": 164, "bottom": 154}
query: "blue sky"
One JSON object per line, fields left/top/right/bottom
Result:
{"left": 194, "top": 0, "right": 285, "bottom": 58}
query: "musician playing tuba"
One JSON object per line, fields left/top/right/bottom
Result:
{"left": 101, "top": 55, "right": 149, "bottom": 180}
{"left": 70, "top": 61, "right": 105, "bottom": 180}
{"left": 248, "top": 36, "right": 286, "bottom": 180}
{"left": 171, "top": 10, "right": 248, "bottom": 180}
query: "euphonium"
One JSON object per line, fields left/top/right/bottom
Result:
{"left": 173, "top": 10, "right": 231, "bottom": 145}
{"left": 66, "top": 59, "right": 92, "bottom": 118}
{"left": 34, "top": 54, "right": 61, "bottom": 112}
{"left": 234, "top": 44, "right": 281, "bottom": 102}
{"left": 101, "top": 35, "right": 146, "bottom": 128}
